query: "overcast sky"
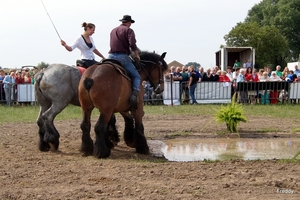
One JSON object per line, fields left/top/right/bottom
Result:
{"left": 0, "top": 0, "right": 262, "bottom": 69}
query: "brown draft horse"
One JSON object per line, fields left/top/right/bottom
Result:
{"left": 78, "top": 51, "right": 168, "bottom": 158}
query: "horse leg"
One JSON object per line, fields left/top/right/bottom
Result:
{"left": 37, "top": 105, "right": 51, "bottom": 151}
{"left": 121, "top": 110, "right": 149, "bottom": 154}
{"left": 106, "top": 114, "right": 120, "bottom": 148}
{"left": 94, "top": 114, "right": 112, "bottom": 158}
{"left": 42, "top": 109, "right": 60, "bottom": 151}
{"left": 41, "top": 103, "right": 69, "bottom": 151}
{"left": 131, "top": 106, "right": 149, "bottom": 154}
{"left": 80, "top": 109, "right": 94, "bottom": 156}
{"left": 134, "top": 121, "right": 149, "bottom": 154}
{"left": 121, "top": 112, "right": 135, "bottom": 148}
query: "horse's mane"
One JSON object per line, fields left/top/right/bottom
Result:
{"left": 132, "top": 51, "right": 168, "bottom": 71}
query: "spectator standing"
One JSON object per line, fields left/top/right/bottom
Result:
{"left": 259, "top": 72, "right": 270, "bottom": 104}
{"left": 202, "top": 68, "right": 211, "bottom": 81}
{"left": 15, "top": 70, "right": 24, "bottom": 106}
{"left": 285, "top": 70, "right": 296, "bottom": 82}
{"left": 187, "top": 65, "right": 198, "bottom": 105}
{"left": 192, "top": 66, "right": 202, "bottom": 83}
{"left": 243, "top": 60, "right": 247, "bottom": 68}
{"left": 142, "top": 81, "right": 152, "bottom": 104}
{"left": 275, "top": 65, "right": 283, "bottom": 79}
{"left": 0, "top": 69, "right": 6, "bottom": 102}
{"left": 233, "top": 60, "right": 241, "bottom": 69}
{"left": 245, "top": 59, "right": 252, "bottom": 68}
{"left": 226, "top": 66, "right": 233, "bottom": 82}
{"left": 199, "top": 67, "right": 205, "bottom": 78}
{"left": 2, "top": 71, "right": 15, "bottom": 106}
{"left": 164, "top": 69, "right": 172, "bottom": 82}
{"left": 269, "top": 71, "right": 282, "bottom": 104}
{"left": 180, "top": 66, "right": 189, "bottom": 104}
{"left": 219, "top": 71, "right": 231, "bottom": 82}
{"left": 173, "top": 67, "right": 182, "bottom": 81}
{"left": 258, "top": 69, "right": 264, "bottom": 79}
{"left": 210, "top": 68, "right": 219, "bottom": 82}
{"left": 282, "top": 66, "right": 289, "bottom": 80}
{"left": 236, "top": 68, "right": 248, "bottom": 103}
{"left": 246, "top": 68, "right": 259, "bottom": 104}
{"left": 165, "top": 66, "right": 176, "bottom": 81}
{"left": 23, "top": 70, "right": 31, "bottom": 84}
{"left": 294, "top": 65, "right": 300, "bottom": 77}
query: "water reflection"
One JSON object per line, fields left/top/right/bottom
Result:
{"left": 150, "top": 138, "right": 300, "bottom": 162}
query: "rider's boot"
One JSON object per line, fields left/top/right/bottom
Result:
{"left": 130, "top": 89, "right": 139, "bottom": 108}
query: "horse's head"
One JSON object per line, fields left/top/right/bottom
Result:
{"left": 139, "top": 52, "right": 168, "bottom": 94}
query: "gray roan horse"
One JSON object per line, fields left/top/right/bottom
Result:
{"left": 35, "top": 64, "right": 118, "bottom": 152}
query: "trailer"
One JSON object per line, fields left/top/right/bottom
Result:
{"left": 215, "top": 47, "right": 255, "bottom": 71}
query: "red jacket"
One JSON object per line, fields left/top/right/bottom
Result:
{"left": 219, "top": 75, "right": 231, "bottom": 82}
{"left": 245, "top": 73, "right": 259, "bottom": 82}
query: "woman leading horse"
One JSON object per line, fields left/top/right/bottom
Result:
{"left": 78, "top": 51, "right": 168, "bottom": 158}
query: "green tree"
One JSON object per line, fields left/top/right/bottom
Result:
{"left": 246, "top": 0, "right": 300, "bottom": 61}
{"left": 37, "top": 62, "right": 50, "bottom": 70}
{"left": 224, "top": 21, "right": 288, "bottom": 69}
{"left": 186, "top": 62, "right": 201, "bottom": 70}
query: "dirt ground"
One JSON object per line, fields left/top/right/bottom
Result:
{"left": 0, "top": 114, "right": 299, "bottom": 200}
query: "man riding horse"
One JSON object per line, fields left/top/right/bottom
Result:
{"left": 108, "top": 15, "right": 140, "bottom": 108}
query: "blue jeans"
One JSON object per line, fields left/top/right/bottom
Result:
{"left": 4, "top": 87, "right": 12, "bottom": 106}
{"left": 108, "top": 53, "right": 141, "bottom": 91}
{"left": 189, "top": 84, "right": 197, "bottom": 103}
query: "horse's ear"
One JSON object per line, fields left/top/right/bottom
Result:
{"left": 161, "top": 52, "right": 167, "bottom": 59}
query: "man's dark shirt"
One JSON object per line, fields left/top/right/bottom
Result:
{"left": 109, "top": 24, "right": 138, "bottom": 55}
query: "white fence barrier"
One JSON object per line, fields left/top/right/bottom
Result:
{"left": 163, "top": 81, "right": 232, "bottom": 105}
{"left": 17, "top": 84, "right": 35, "bottom": 102}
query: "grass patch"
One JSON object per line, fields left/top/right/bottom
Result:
{"left": 1, "top": 103, "right": 300, "bottom": 125}
{"left": 257, "top": 128, "right": 280, "bottom": 133}
{"left": 291, "top": 128, "right": 300, "bottom": 133}
{"left": 169, "top": 131, "right": 192, "bottom": 138}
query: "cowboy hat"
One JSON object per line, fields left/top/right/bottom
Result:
{"left": 119, "top": 15, "right": 135, "bottom": 23}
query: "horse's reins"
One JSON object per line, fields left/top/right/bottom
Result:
{"left": 139, "top": 60, "right": 163, "bottom": 92}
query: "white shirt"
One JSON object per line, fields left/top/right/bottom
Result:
{"left": 226, "top": 72, "right": 233, "bottom": 82}
{"left": 71, "top": 36, "right": 96, "bottom": 60}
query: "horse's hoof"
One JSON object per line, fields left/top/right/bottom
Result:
{"left": 136, "top": 145, "right": 150, "bottom": 155}
{"left": 49, "top": 141, "right": 59, "bottom": 151}
{"left": 94, "top": 146, "right": 111, "bottom": 158}
{"left": 81, "top": 144, "right": 94, "bottom": 156}
{"left": 38, "top": 141, "right": 50, "bottom": 152}
{"left": 106, "top": 140, "right": 115, "bottom": 149}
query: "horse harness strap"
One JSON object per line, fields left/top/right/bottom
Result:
{"left": 100, "top": 59, "right": 132, "bottom": 81}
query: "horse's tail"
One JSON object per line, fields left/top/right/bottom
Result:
{"left": 83, "top": 77, "right": 94, "bottom": 91}
{"left": 34, "top": 72, "right": 44, "bottom": 94}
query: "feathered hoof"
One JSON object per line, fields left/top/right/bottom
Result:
{"left": 136, "top": 144, "right": 150, "bottom": 155}
{"left": 49, "top": 141, "right": 59, "bottom": 151}
{"left": 81, "top": 144, "right": 93, "bottom": 156}
{"left": 94, "top": 145, "right": 111, "bottom": 158}
{"left": 38, "top": 141, "right": 50, "bottom": 152}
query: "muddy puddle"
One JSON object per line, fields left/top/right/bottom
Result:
{"left": 147, "top": 138, "right": 300, "bottom": 162}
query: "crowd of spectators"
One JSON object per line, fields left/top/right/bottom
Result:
{"left": 146, "top": 63, "right": 300, "bottom": 105}
{"left": 0, "top": 67, "right": 39, "bottom": 106}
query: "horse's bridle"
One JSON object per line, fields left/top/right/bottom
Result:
{"left": 140, "top": 60, "right": 164, "bottom": 93}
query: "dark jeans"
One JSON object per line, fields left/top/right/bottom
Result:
{"left": 82, "top": 59, "right": 99, "bottom": 68}
{"left": 180, "top": 82, "right": 189, "bottom": 101}
{"left": 189, "top": 84, "right": 197, "bottom": 103}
